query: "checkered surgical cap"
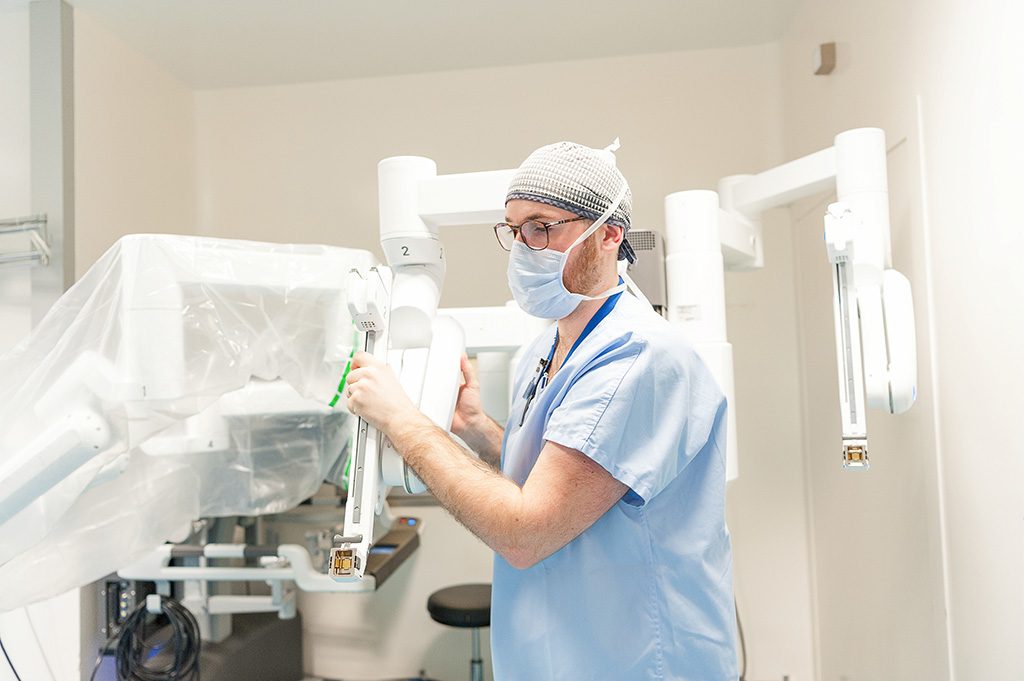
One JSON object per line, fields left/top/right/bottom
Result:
{"left": 506, "top": 139, "right": 636, "bottom": 264}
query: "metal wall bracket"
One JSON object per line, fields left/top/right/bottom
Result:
{"left": 0, "top": 214, "right": 51, "bottom": 267}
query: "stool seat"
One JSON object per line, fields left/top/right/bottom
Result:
{"left": 427, "top": 583, "right": 491, "bottom": 628}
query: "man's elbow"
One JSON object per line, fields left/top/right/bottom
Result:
{"left": 501, "top": 545, "right": 541, "bottom": 571}
{"left": 495, "top": 501, "right": 557, "bottom": 569}
{"left": 500, "top": 532, "right": 558, "bottom": 570}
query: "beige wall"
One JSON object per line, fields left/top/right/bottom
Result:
{"left": 73, "top": 9, "right": 197, "bottom": 276}
{"left": 725, "top": 208, "right": 817, "bottom": 681}
{"left": 781, "top": 0, "right": 1023, "bottom": 679}
{"left": 194, "top": 44, "right": 818, "bottom": 680}
{"left": 194, "top": 46, "right": 790, "bottom": 307}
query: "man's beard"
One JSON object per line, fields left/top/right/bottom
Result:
{"left": 562, "top": 233, "right": 605, "bottom": 295}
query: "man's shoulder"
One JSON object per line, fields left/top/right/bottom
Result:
{"left": 611, "top": 296, "right": 703, "bottom": 367}
{"left": 601, "top": 299, "right": 727, "bottom": 408}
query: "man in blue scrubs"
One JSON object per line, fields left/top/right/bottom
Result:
{"left": 346, "top": 140, "right": 738, "bottom": 680}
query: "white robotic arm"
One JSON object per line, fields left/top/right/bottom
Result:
{"left": 665, "top": 127, "right": 918, "bottom": 472}
{"left": 824, "top": 202, "right": 916, "bottom": 464}
{"left": 328, "top": 157, "right": 508, "bottom": 582}
{"left": 0, "top": 235, "right": 381, "bottom": 610}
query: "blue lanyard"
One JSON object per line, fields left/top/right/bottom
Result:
{"left": 520, "top": 280, "right": 624, "bottom": 426}
{"left": 555, "top": 285, "right": 623, "bottom": 366}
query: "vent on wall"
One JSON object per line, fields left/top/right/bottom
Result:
{"left": 628, "top": 229, "right": 659, "bottom": 252}
{"left": 625, "top": 229, "right": 667, "bottom": 314}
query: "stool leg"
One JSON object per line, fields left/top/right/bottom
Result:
{"left": 470, "top": 627, "right": 483, "bottom": 681}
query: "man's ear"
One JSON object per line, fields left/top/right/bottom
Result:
{"left": 601, "top": 224, "right": 624, "bottom": 253}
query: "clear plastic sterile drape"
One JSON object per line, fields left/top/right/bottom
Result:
{"left": 0, "top": 234, "right": 374, "bottom": 610}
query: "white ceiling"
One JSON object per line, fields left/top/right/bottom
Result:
{"left": 69, "top": 0, "right": 801, "bottom": 89}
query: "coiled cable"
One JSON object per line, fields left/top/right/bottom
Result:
{"left": 114, "top": 595, "right": 201, "bottom": 681}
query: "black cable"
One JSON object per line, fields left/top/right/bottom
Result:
{"left": 88, "top": 629, "right": 123, "bottom": 681}
{"left": 114, "top": 596, "right": 201, "bottom": 681}
{"left": 735, "top": 597, "right": 747, "bottom": 681}
{"left": 0, "top": 636, "right": 22, "bottom": 681}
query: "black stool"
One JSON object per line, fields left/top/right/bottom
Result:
{"left": 427, "top": 584, "right": 491, "bottom": 681}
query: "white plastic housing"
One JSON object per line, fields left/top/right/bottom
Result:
{"left": 378, "top": 156, "right": 438, "bottom": 242}
{"left": 0, "top": 408, "right": 112, "bottom": 526}
{"left": 388, "top": 265, "right": 444, "bottom": 349}
{"left": 859, "top": 284, "right": 890, "bottom": 412}
{"left": 118, "top": 238, "right": 186, "bottom": 400}
{"left": 347, "top": 268, "right": 389, "bottom": 333}
{"left": 882, "top": 269, "right": 918, "bottom": 414}
{"left": 416, "top": 316, "right": 465, "bottom": 436}
{"left": 380, "top": 315, "right": 465, "bottom": 494}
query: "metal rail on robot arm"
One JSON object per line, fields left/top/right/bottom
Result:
{"left": 665, "top": 127, "right": 917, "bottom": 470}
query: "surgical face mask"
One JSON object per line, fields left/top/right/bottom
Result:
{"left": 506, "top": 184, "right": 628, "bottom": 319}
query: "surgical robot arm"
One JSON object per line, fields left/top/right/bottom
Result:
{"left": 0, "top": 233, "right": 467, "bottom": 615}
{"left": 665, "top": 127, "right": 917, "bottom": 472}
{"left": 822, "top": 131, "right": 917, "bottom": 465}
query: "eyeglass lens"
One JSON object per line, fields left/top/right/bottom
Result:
{"left": 495, "top": 221, "right": 549, "bottom": 251}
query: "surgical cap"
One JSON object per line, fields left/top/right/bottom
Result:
{"left": 506, "top": 140, "right": 636, "bottom": 264}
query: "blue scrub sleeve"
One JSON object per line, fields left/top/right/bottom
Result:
{"left": 544, "top": 341, "right": 724, "bottom": 505}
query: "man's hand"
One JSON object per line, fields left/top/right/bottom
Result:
{"left": 449, "top": 354, "right": 504, "bottom": 469}
{"left": 451, "top": 354, "right": 487, "bottom": 439}
{"left": 345, "top": 351, "right": 421, "bottom": 435}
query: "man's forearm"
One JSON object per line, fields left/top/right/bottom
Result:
{"left": 456, "top": 415, "right": 504, "bottom": 470}
{"left": 388, "top": 413, "right": 528, "bottom": 564}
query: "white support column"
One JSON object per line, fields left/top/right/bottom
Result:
{"left": 835, "top": 127, "right": 891, "bottom": 279}
{"left": 664, "top": 190, "right": 738, "bottom": 481}
{"left": 665, "top": 191, "right": 727, "bottom": 340}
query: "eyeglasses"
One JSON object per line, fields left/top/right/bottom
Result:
{"left": 493, "top": 216, "right": 588, "bottom": 252}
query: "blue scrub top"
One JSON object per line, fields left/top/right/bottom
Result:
{"left": 492, "top": 293, "right": 737, "bottom": 680}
